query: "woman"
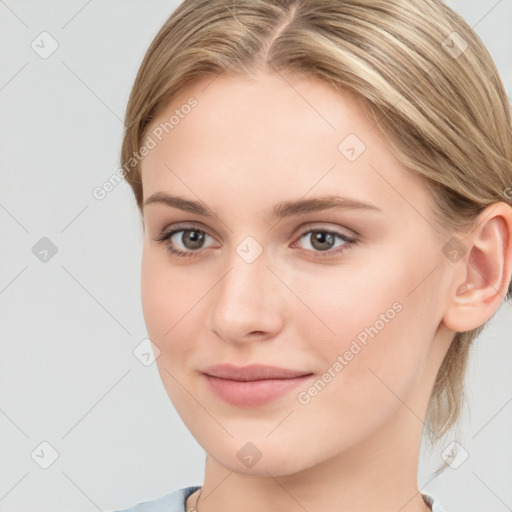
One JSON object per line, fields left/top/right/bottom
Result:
{"left": 115, "top": 0, "right": 512, "bottom": 510}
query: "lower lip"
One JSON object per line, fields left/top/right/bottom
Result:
{"left": 203, "top": 374, "right": 313, "bottom": 408}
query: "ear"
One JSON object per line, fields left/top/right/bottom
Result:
{"left": 442, "top": 201, "right": 512, "bottom": 333}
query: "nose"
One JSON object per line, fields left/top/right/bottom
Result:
{"left": 206, "top": 250, "right": 285, "bottom": 344}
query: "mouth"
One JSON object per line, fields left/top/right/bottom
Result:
{"left": 201, "top": 364, "right": 314, "bottom": 408}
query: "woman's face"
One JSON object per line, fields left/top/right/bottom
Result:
{"left": 140, "top": 70, "right": 455, "bottom": 475}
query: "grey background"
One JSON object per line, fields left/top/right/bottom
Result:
{"left": 0, "top": 1, "right": 510, "bottom": 511}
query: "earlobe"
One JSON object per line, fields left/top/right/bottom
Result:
{"left": 442, "top": 201, "right": 512, "bottom": 333}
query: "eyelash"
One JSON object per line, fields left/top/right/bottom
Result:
{"left": 153, "top": 224, "right": 358, "bottom": 260}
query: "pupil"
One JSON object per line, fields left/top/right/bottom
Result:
{"left": 183, "top": 230, "right": 204, "bottom": 249}
{"left": 312, "top": 232, "right": 334, "bottom": 251}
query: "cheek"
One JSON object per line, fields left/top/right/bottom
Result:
{"left": 140, "top": 252, "right": 202, "bottom": 409}
{"left": 290, "top": 295, "right": 430, "bottom": 452}
{"left": 140, "top": 251, "right": 166, "bottom": 341}
{"left": 140, "top": 249, "right": 207, "bottom": 362}
{"left": 140, "top": 250, "right": 186, "bottom": 346}
{"left": 287, "top": 263, "right": 406, "bottom": 355}
{"left": 295, "top": 254, "right": 435, "bottom": 402}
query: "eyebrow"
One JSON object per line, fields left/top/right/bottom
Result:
{"left": 143, "top": 192, "right": 382, "bottom": 218}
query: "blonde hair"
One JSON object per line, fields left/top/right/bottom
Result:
{"left": 121, "top": 0, "right": 512, "bottom": 464}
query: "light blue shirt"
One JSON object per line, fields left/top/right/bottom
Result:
{"left": 113, "top": 486, "right": 445, "bottom": 512}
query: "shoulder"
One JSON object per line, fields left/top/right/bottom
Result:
{"left": 422, "top": 492, "right": 445, "bottom": 512}
{"left": 111, "top": 485, "right": 201, "bottom": 512}
{"left": 114, "top": 487, "right": 441, "bottom": 512}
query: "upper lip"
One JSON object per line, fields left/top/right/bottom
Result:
{"left": 202, "top": 364, "right": 312, "bottom": 381}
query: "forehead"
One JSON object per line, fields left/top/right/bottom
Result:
{"left": 140, "top": 70, "right": 430, "bottom": 218}
{"left": 147, "top": 70, "right": 372, "bottom": 152}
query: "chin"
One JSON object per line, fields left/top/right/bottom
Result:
{"left": 203, "top": 436, "right": 322, "bottom": 477}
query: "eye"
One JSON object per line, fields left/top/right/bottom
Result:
{"left": 153, "top": 224, "right": 358, "bottom": 260}
{"left": 292, "top": 228, "right": 357, "bottom": 258}
{"left": 153, "top": 225, "right": 217, "bottom": 258}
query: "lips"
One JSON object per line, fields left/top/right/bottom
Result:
{"left": 202, "top": 363, "right": 312, "bottom": 381}
{"left": 201, "top": 364, "right": 314, "bottom": 408}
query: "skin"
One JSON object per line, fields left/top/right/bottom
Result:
{"left": 139, "top": 69, "right": 512, "bottom": 512}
